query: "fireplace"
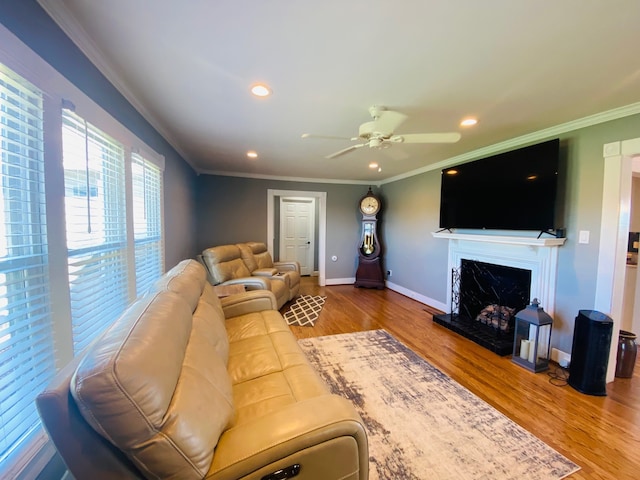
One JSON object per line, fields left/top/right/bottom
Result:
{"left": 434, "top": 260, "right": 532, "bottom": 355}
{"left": 432, "top": 231, "right": 565, "bottom": 355}
{"left": 460, "top": 260, "right": 531, "bottom": 331}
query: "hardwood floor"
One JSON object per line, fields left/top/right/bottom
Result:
{"left": 285, "top": 277, "right": 640, "bottom": 480}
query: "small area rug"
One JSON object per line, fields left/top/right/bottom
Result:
{"left": 283, "top": 295, "right": 326, "bottom": 326}
{"left": 298, "top": 329, "right": 580, "bottom": 480}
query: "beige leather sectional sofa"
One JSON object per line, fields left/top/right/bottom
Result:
{"left": 201, "top": 242, "right": 301, "bottom": 309}
{"left": 36, "top": 259, "right": 367, "bottom": 480}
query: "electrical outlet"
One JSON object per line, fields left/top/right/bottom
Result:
{"left": 386, "top": 270, "right": 392, "bottom": 277}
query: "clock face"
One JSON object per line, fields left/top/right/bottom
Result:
{"left": 360, "top": 196, "right": 380, "bottom": 215}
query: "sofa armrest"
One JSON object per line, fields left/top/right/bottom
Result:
{"left": 221, "top": 276, "right": 272, "bottom": 291}
{"left": 36, "top": 351, "right": 142, "bottom": 479}
{"left": 221, "top": 290, "right": 278, "bottom": 317}
{"left": 274, "top": 261, "right": 300, "bottom": 273}
{"left": 209, "top": 395, "right": 368, "bottom": 480}
{"left": 252, "top": 267, "right": 279, "bottom": 277}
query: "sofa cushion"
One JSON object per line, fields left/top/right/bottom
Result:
{"left": 156, "top": 260, "right": 230, "bottom": 363}
{"left": 202, "top": 245, "right": 252, "bottom": 285}
{"left": 71, "top": 290, "right": 234, "bottom": 480}
{"left": 153, "top": 259, "right": 206, "bottom": 311}
{"left": 230, "top": 365, "right": 329, "bottom": 428}
{"left": 225, "top": 310, "right": 291, "bottom": 343}
{"left": 242, "top": 242, "right": 275, "bottom": 270}
{"left": 239, "top": 242, "right": 301, "bottom": 301}
{"left": 237, "top": 242, "right": 259, "bottom": 272}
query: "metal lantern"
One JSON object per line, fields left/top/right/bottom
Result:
{"left": 512, "top": 298, "right": 553, "bottom": 372}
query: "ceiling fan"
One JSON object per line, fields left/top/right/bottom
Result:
{"left": 302, "top": 105, "right": 461, "bottom": 159}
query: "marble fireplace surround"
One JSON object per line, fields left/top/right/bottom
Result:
{"left": 433, "top": 232, "right": 566, "bottom": 317}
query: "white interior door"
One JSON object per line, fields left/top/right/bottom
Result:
{"left": 280, "top": 197, "right": 315, "bottom": 276}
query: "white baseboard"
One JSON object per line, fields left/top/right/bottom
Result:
{"left": 551, "top": 347, "right": 571, "bottom": 367}
{"left": 385, "top": 281, "right": 448, "bottom": 312}
{"left": 325, "top": 277, "right": 355, "bottom": 285}
{"left": 321, "top": 278, "right": 446, "bottom": 312}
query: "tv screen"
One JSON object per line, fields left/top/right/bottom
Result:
{"left": 439, "top": 139, "right": 561, "bottom": 231}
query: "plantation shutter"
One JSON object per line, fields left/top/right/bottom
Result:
{"left": 131, "top": 152, "right": 164, "bottom": 296}
{"left": 61, "top": 109, "right": 129, "bottom": 354}
{"left": 0, "top": 66, "right": 54, "bottom": 465}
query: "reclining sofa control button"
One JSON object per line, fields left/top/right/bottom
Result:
{"left": 261, "top": 464, "right": 301, "bottom": 480}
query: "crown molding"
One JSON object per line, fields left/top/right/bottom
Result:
{"left": 37, "top": 0, "right": 196, "bottom": 172}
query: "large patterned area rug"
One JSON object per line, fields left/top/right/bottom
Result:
{"left": 283, "top": 295, "right": 326, "bottom": 326}
{"left": 298, "top": 329, "right": 580, "bottom": 480}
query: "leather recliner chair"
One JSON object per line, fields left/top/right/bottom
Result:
{"left": 201, "top": 244, "right": 289, "bottom": 309}
{"left": 237, "top": 242, "right": 301, "bottom": 301}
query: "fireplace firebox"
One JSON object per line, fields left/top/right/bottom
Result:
{"left": 434, "top": 260, "right": 532, "bottom": 355}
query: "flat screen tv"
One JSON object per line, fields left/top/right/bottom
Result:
{"left": 439, "top": 138, "right": 562, "bottom": 232}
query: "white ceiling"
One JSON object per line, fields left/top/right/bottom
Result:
{"left": 39, "top": 0, "right": 640, "bottom": 183}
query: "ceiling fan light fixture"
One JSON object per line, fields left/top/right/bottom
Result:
{"left": 250, "top": 83, "right": 272, "bottom": 97}
{"left": 369, "top": 137, "right": 383, "bottom": 148}
{"left": 460, "top": 117, "right": 478, "bottom": 127}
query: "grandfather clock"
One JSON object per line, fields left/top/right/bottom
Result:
{"left": 355, "top": 187, "right": 385, "bottom": 289}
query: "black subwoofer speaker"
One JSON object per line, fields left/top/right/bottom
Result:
{"left": 568, "top": 310, "right": 613, "bottom": 396}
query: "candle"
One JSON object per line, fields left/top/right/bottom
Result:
{"left": 528, "top": 341, "right": 536, "bottom": 364}
{"left": 519, "top": 340, "right": 530, "bottom": 360}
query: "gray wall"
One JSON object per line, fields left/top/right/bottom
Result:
{"left": 381, "top": 113, "right": 640, "bottom": 354}
{"left": 381, "top": 172, "right": 449, "bottom": 300}
{"left": 196, "top": 175, "right": 371, "bottom": 279}
{"left": 0, "top": 0, "right": 199, "bottom": 269}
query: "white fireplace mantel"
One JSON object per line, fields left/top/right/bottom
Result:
{"left": 432, "top": 231, "right": 566, "bottom": 247}
{"left": 433, "top": 231, "right": 566, "bottom": 317}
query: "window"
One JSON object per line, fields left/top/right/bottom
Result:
{"left": 0, "top": 35, "right": 166, "bottom": 474}
{"left": 62, "top": 109, "right": 130, "bottom": 355}
{"left": 0, "top": 65, "right": 55, "bottom": 471}
{"left": 132, "top": 153, "right": 164, "bottom": 296}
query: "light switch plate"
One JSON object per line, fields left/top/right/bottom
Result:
{"left": 579, "top": 230, "right": 590, "bottom": 244}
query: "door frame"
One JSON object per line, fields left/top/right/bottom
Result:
{"left": 597, "top": 136, "right": 640, "bottom": 382}
{"left": 267, "top": 189, "right": 327, "bottom": 286}
{"left": 279, "top": 196, "right": 316, "bottom": 276}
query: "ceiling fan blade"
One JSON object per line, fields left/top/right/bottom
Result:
{"left": 325, "top": 143, "right": 365, "bottom": 159}
{"left": 301, "top": 133, "right": 353, "bottom": 141}
{"left": 391, "top": 132, "right": 461, "bottom": 144}
{"left": 371, "top": 110, "right": 408, "bottom": 135}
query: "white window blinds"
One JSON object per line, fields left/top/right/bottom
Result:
{"left": 0, "top": 67, "right": 54, "bottom": 466}
{"left": 132, "top": 153, "right": 164, "bottom": 296}
{"left": 62, "top": 110, "right": 129, "bottom": 354}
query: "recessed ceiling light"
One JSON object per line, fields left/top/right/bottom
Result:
{"left": 250, "top": 84, "right": 272, "bottom": 97}
{"left": 460, "top": 117, "right": 478, "bottom": 127}
{"left": 369, "top": 162, "right": 379, "bottom": 169}
{"left": 247, "top": 151, "right": 258, "bottom": 158}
